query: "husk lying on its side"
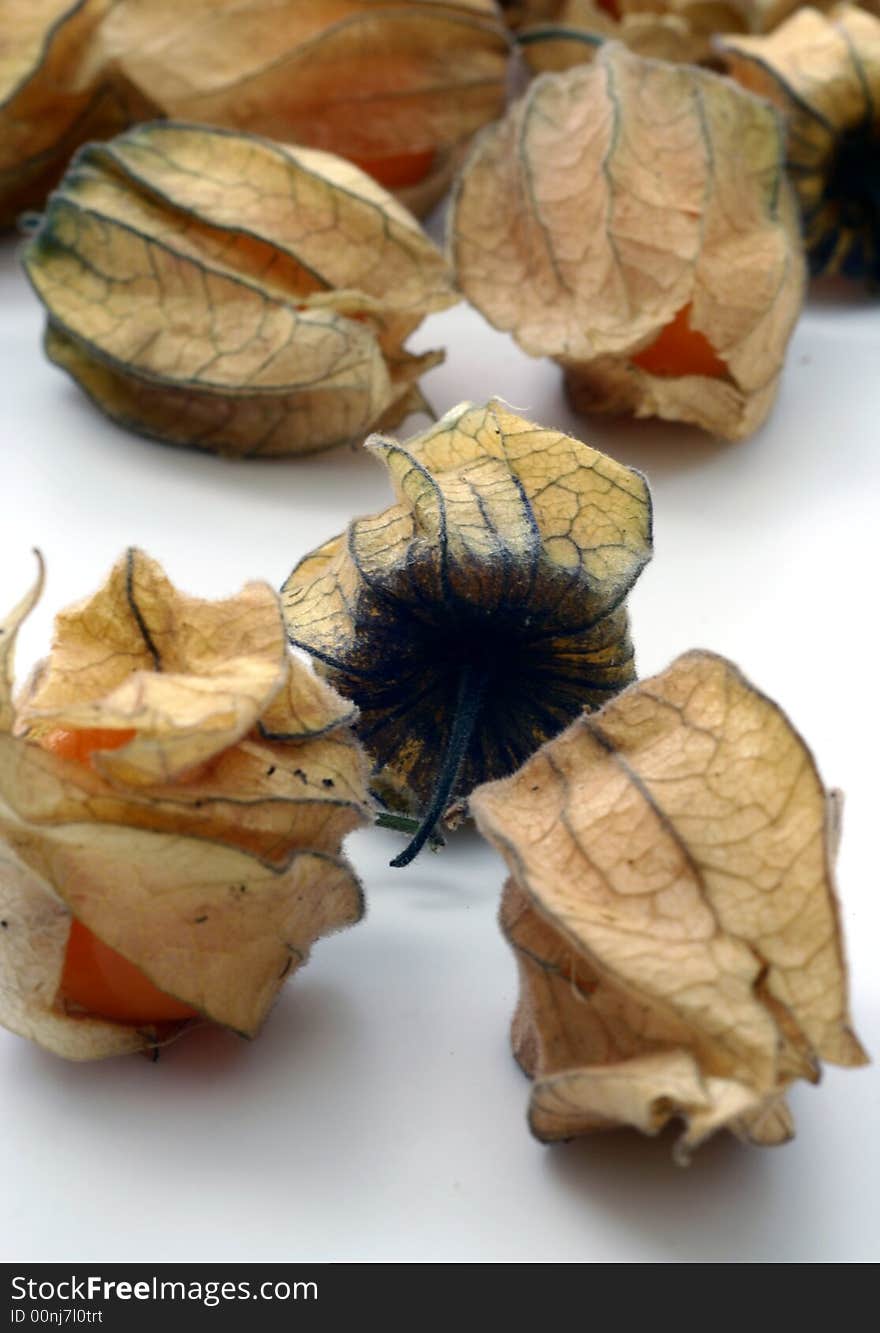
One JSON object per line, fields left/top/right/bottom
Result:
{"left": 1, "top": 1, "right": 511, "bottom": 225}
{"left": 22, "top": 122, "right": 458, "bottom": 458}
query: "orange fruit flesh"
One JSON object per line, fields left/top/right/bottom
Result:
{"left": 39, "top": 727, "right": 198, "bottom": 1025}
{"left": 61, "top": 918, "right": 197, "bottom": 1024}
{"left": 631, "top": 304, "right": 727, "bottom": 378}
{"left": 346, "top": 147, "right": 436, "bottom": 190}
{"left": 39, "top": 726, "right": 136, "bottom": 763}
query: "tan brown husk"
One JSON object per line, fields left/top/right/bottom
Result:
{"left": 282, "top": 400, "right": 651, "bottom": 830}
{"left": 512, "top": 1, "right": 832, "bottom": 72}
{"left": 471, "top": 651, "right": 867, "bottom": 1156}
{"left": 1, "top": 1, "right": 510, "bottom": 226}
{"left": 0, "top": 1, "right": 124, "bottom": 230}
{"left": 22, "top": 122, "right": 458, "bottom": 457}
{"left": 720, "top": 4, "right": 880, "bottom": 285}
{"left": 450, "top": 43, "right": 806, "bottom": 440}
{"left": 503, "top": 0, "right": 842, "bottom": 36}
{"left": 515, "top": 1, "right": 702, "bottom": 71}
{"left": 0, "top": 552, "right": 370, "bottom": 1059}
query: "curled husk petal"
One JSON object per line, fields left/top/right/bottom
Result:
{"left": 282, "top": 401, "right": 651, "bottom": 815}
{"left": 720, "top": 4, "right": 880, "bottom": 284}
{"left": 22, "top": 122, "right": 457, "bottom": 457}
{"left": 1, "top": 1, "right": 510, "bottom": 226}
{"left": 471, "top": 651, "right": 867, "bottom": 1157}
{"left": 450, "top": 43, "right": 806, "bottom": 440}
{"left": 0, "top": 553, "right": 370, "bottom": 1059}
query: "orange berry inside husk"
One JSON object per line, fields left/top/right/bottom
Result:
{"left": 346, "top": 147, "right": 436, "bottom": 190}
{"left": 631, "top": 304, "right": 727, "bottom": 378}
{"left": 60, "top": 919, "right": 198, "bottom": 1025}
{"left": 40, "top": 726, "right": 136, "bottom": 762}
{"left": 39, "top": 727, "right": 198, "bottom": 1026}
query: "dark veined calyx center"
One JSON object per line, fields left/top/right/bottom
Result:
{"left": 383, "top": 609, "right": 528, "bottom": 868}
{"left": 375, "top": 596, "right": 630, "bottom": 866}
{"left": 825, "top": 125, "right": 880, "bottom": 225}
{"left": 388, "top": 659, "right": 489, "bottom": 868}
{"left": 815, "top": 124, "right": 880, "bottom": 278}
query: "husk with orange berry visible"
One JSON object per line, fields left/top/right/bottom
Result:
{"left": 22, "top": 121, "right": 458, "bottom": 458}
{"left": 0, "top": 552, "right": 370, "bottom": 1059}
{"left": 1, "top": 1, "right": 510, "bottom": 227}
{"left": 450, "top": 43, "right": 806, "bottom": 440}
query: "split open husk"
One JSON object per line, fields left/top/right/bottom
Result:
{"left": 0, "top": 552, "right": 370, "bottom": 1059}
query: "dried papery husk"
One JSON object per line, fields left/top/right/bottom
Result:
{"left": 0, "top": 818, "right": 364, "bottom": 1050}
{"left": 0, "top": 845, "right": 145, "bottom": 1060}
{"left": 0, "top": 0, "right": 134, "bottom": 230}
{"left": 450, "top": 43, "right": 806, "bottom": 441}
{"left": 72, "top": 0, "right": 511, "bottom": 218}
{"left": 471, "top": 651, "right": 867, "bottom": 1157}
{"left": 16, "top": 548, "right": 290, "bottom": 784}
{"left": 516, "top": 2, "right": 704, "bottom": 71}
{"left": 504, "top": 0, "right": 837, "bottom": 36}
{"left": 0, "top": 553, "right": 370, "bottom": 1059}
{"left": 282, "top": 401, "right": 651, "bottom": 858}
{"left": 22, "top": 122, "right": 457, "bottom": 457}
{"left": 720, "top": 4, "right": 880, "bottom": 284}
{"left": 1, "top": 2, "right": 510, "bottom": 228}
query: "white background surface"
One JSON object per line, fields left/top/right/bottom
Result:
{"left": 0, "top": 228, "right": 877, "bottom": 1263}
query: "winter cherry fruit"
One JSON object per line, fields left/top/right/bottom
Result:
{"left": 40, "top": 728, "right": 198, "bottom": 1025}
{"left": 632, "top": 304, "right": 727, "bottom": 379}
{"left": 347, "top": 147, "right": 436, "bottom": 190}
